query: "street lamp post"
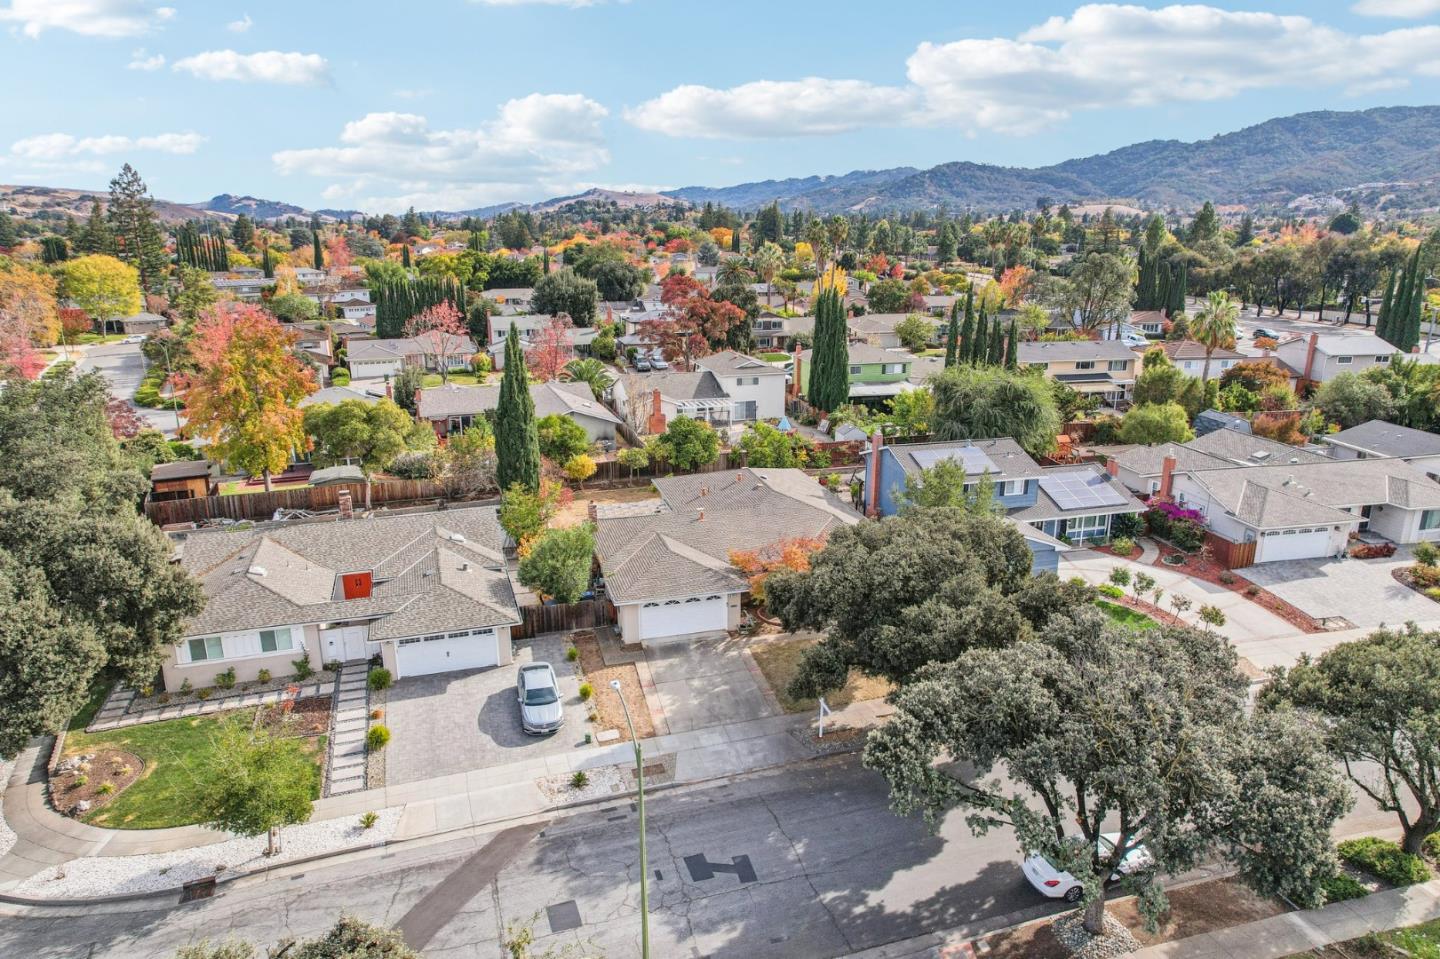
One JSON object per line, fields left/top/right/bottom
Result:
{"left": 609, "top": 678, "right": 649, "bottom": 959}
{"left": 156, "top": 338, "right": 181, "bottom": 432}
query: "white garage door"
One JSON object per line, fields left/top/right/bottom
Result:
{"left": 395, "top": 628, "right": 499, "bottom": 678}
{"left": 638, "top": 594, "right": 728, "bottom": 641}
{"left": 1257, "top": 528, "right": 1332, "bottom": 563}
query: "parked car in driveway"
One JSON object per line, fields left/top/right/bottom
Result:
{"left": 1252, "top": 327, "right": 1280, "bottom": 341}
{"left": 517, "top": 662, "right": 564, "bottom": 735}
{"left": 633, "top": 356, "right": 652, "bottom": 372}
{"left": 1021, "top": 834, "right": 1154, "bottom": 902}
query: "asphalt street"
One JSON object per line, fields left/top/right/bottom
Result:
{"left": 0, "top": 755, "right": 1401, "bottom": 959}
{"left": 73, "top": 341, "right": 181, "bottom": 435}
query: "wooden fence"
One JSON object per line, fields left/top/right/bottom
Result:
{"left": 511, "top": 599, "right": 615, "bottom": 640}
{"left": 1205, "top": 531, "right": 1257, "bottom": 570}
{"left": 144, "top": 478, "right": 449, "bottom": 527}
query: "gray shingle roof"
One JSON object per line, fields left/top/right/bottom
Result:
{"left": 1016, "top": 340, "right": 1138, "bottom": 363}
{"left": 1185, "top": 429, "right": 1329, "bottom": 467}
{"left": 151, "top": 460, "right": 211, "bottom": 481}
{"left": 799, "top": 342, "right": 914, "bottom": 366}
{"left": 619, "top": 370, "right": 727, "bottom": 401}
{"left": 1187, "top": 458, "right": 1440, "bottom": 530}
{"left": 1326, "top": 420, "right": 1440, "bottom": 459}
{"left": 174, "top": 507, "right": 519, "bottom": 638}
{"left": 594, "top": 468, "right": 860, "bottom": 603}
{"left": 872, "top": 438, "right": 1046, "bottom": 480}
{"left": 695, "top": 351, "right": 787, "bottom": 376}
{"left": 416, "top": 380, "right": 620, "bottom": 425}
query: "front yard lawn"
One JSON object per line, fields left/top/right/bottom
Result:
{"left": 63, "top": 710, "right": 323, "bottom": 829}
{"left": 420, "top": 372, "right": 485, "bottom": 387}
{"left": 751, "top": 636, "right": 892, "bottom": 714}
{"left": 1285, "top": 919, "right": 1440, "bottom": 958}
{"left": 1096, "top": 600, "right": 1158, "bottom": 630}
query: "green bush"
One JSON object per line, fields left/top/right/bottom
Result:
{"left": 196, "top": 687, "right": 212, "bottom": 700}
{"left": 257, "top": 668, "right": 272, "bottom": 683}
{"left": 566, "top": 646, "right": 580, "bottom": 662}
{"left": 292, "top": 657, "right": 314, "bottom": 680}
{"left": 367, "top": 668, "right": 392, "bottom": 692}
{"left": 578, "top": 682, "right": 593, "bottom": 701}
{"left": 1414, "top": 541, "right": 1439, "bottom": 567}
{"left": 366, "top": 725, "right": 391, "bottom": 751}
{"left": 1098, "top": 583, "right": 1124, "bottom": 599}
{"left": 1321, "top": 873, "right": 1369, "bottom": 904}
{"left": 1424, "top": 832, "right": 1440, "bottom": 860}
{"left": 569, "top": 770, "right": 589, "bottom": 789}
{"left": 1170, "top": 518, "right": 1206, "bottom": 552}
{"left": 214, "top": 667, "right": 237, "bottom": 690}
{"left": 359, "top": 811, "right": 379, "bottom": 829}
{"left": 1109, "top": 567, "right": 1131, "bottom": 588}
{"left": 1338, "top": 837, "right": 1432, "bottom": 887}
{"left": 331, "top": 368, "right": 351, "bottom": 386}
{"left": 1111, "top": 536, "right": 1136, "bottom": 556}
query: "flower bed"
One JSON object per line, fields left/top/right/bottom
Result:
{"left": 1149, "top": 543, "right": 1323, "bottom": 633}
{"left": 1394, "top": 566, "right": 1440, "bottom": 604}
{"left": 50, "top": 749, "right": 145, "bottom": 817}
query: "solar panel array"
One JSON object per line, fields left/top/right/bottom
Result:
{"left": 1038, "top": 471, "right": 1129, "bottom": 511}
{"left": 909, "top": 446, "right": 998, "bottom": 474}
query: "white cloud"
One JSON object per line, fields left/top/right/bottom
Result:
{"left": 172, "top": 49, "right": 329, "bottom": 85}
{"left": 0, "top": 0, "right": 173, "bottom": 37}
{"left": 127, "top": 48, "right": 164, "bottom": 70}
{"left": 9, "top": 131, "right": 204, "bottom": 164}
{"left": 1352, "top": 0, "right": 1440, "bottom": 16}
{"left": 226, "top": 13, "right": 252, "bottom": 32}
{"left": 628, "top": 4, "right": 1440, "bottom": 139}
{"left": 626, "top": 78, "right": 917, "bottom": 139}
{"left": 274, "top": 93, "right": 611, "bottom": 212}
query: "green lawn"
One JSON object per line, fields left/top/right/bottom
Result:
{"left": 72, "top": 332, "right": 127, "bottom": 345}
{"left": 219, "top": 479, "right": 312, "bottom": 496}
{"left": 1096, "top": 600, "right": 1158, "bottom": 630}
{"left": 1285, "top": 919, "right": 1440, "bottom": 958}
{"left": 420, "top": 372, "right": 485, "bottom": 387}
{"left": 758, "top": 352, "right": 791, "bottom": 363}
{"left": 64, "top": 710, "right": 323, "bottom": 829}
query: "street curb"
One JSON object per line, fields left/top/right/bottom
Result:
{"left": 0, "top": 746, "right": 855, "bottom": 909}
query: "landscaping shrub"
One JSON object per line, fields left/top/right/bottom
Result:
{"left": 292, "top": 658, "right": 314, "bottom": 681}
{"left": 1338, "top": 837, "right": 1432, "bottom": 887}
{"left": 1218, "top": 570, "right": 1236, "bottom": 585}
{"left": 1110, "top": 536, "right": 1136, "bottom": 556}
{"left": 1169, "top": 518, "right": 1206, "bottom": 552}
{"left": 1321, "top": 873, "right": 1369, "bottom": 904}
{"left": 566, "top": 646, "right": 579, "bottom": 662}
{"left": 569, "top": 770, "right": 589, "bottom": 790}
{"left": 97, "top": 782, "right": 114, "bottom": 795}
{"left": 388, "top": 451, "right": 439, "bottom": 480}
{"left": 370, "top": 708, "right": 384, "bottom": 720}
{"left": 179, "top": 678, "right": 193, "bottom": 694}
{"left": 1424, "top": 832, "right": 1440, "bottom": 860}
{"left": 1244, "top": 585, "right": 1261, "bottom": 598}
{"left": 1110, "top": 511, "right": 1144, "bottom": 540}
{"left": 578, "top": 682, "right": 593, "bottom": 701}
{"left": 1098, "top": 583, "right": 1124, "bottom": 599}
{"left": 215, "top": 667, "right": 237, "bottom": 690}
{"left": 257, "top": 668, "right": 271, "bottom": 683}
{"left": 196, "top": 687, "right": 212, "bottom": 700}
{"left": 1415, "top": 542, "right": 1439, "bottom": 567}
{"left": 1109, "top": 567, "right": 1131, "bottom": 588}
{"left": 367, "top": 668, "right": 392, "bottom": 692}
{"left": 359, "top": 811, "right": 379, "bottom": 829}
{"left": 1428, "top": 587, "right": 1440, "bottom": 603}
{"left": 366, "top": 725, "right": 391, "bottom": 751}
{"left": 1350, "top": 542, "right": 1398, "bottom": 559}
{"left": 331, "top": 368, "right": 351, "bottom": 386}
{"left": 1410, "top": 564, "right": 1440, "bottom": 589}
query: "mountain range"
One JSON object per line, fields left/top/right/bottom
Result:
{"left": 3, "top": 106, "right": 1438, "bottom": 226}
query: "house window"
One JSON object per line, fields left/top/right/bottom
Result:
{"left": 1074, "top": 360, "right": 1095, "bottom": 371}
{"left": 1107, "top": 360, "right": 1129, "bottom": 372}
{"left": 849, "top": 365, "right": 862, "bottom": 375}
{"left": 1000, "top": 479, "right": 1022, "bottom": 496}
{"left": 1336, "top": 356, "right": 1353, "bottom": 365}
{"left": 735, "top": 377, "right": 759, "bottom": 386}
{"left": 187, "top": 636, "right": 223, "bottom": 662}
{"left": 1066, "top": 514, "right": 1108, "bottom": 537}
{"left": 1422, "top": 509, "right": 1440, "bottom": 531}
{"left": 259, "top": 628, "right": 293, "bottom": 653}
{"left": 883, "top": 363, "right": 905, "bottom": 374}
{"left": 1377, "top": 354, "right": 1391, "bottom": 364}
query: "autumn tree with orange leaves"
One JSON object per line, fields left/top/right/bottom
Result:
{"left": 644, "top": 273, "right": 745, "bottom": 370}
{"left": 729, "top": 536, "right": 827, "bottom": 609}
{"left": 528, "top": 314, "right": 575, "bottom": 382}
{"left": 183, "top": 304, "right": 315, "bottom": 490}
{"left": 997, "top": 265, "right": 1035, "bottom": 305}
{"left": 325, "top": 233, "right": 353, "bottom": 270}
{"left": 405, "top": 301, "right": 471, "bottom": 384}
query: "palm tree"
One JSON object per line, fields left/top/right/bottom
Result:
{"left": 1192, "top": 290, "right": 1239, "bottom": 383}
{"left": 717, "top": 259, "right": 751, "bottom": 287}
{"left": 751, "top": 242, "right": 785, "bottom": 311}
{"left": 560, "top": 357, "right": 615, "bottom": 401}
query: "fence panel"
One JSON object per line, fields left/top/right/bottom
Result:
{"left": 145, "top": 478, "right": 448, "bottom": 527}
{"left": 511, "top": 600, "right": 615, "bottom": 640}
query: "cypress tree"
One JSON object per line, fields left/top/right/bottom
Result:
{"left": 261, "top": 237, "right": 274, "bottom": 279}
{"left": 731, "top": 227, "right": 741, "bottom": 254}
{"left": 495, "top": 324, "right": 541, "bottom": 493}
{"left": 959, "top": 293, "right": 975, "bottom": 364}
{"left": 313, "top": 230, "right": 324, "bottom": 271}
{"left": 1398, "top": 247, "right": 1425, "bottom": 352}
{"left": 986, "top": 316, "right": 1004, "bottom": 365}
{"left": 970, "top": 311, "right": 988, "bottom": 364}
{"left": 1376, "top": 268, "right": 1397, "bottom": 343}
{"left": 809, "top": 287, "right": 850, "bottom": 412}
{"left": 1004, "top": 320, "right": 1019, "bottom": 369}
{"left": 944, "top": 299, "right": 960, "bottom": 368}
{"left": 402, "top": 245, "right": 411, "bottom": 269}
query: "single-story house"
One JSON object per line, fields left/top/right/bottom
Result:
{"left": 113, "top": 312, "right": 169, "bottom": 335}
{"left": 611, "top": 351, "right": 786, "bottom": 434}
{"left": 1323, "top": 420, "right": 1440, "bottom": 476}
{"left": 1112, "top": 428, "right": 1330, "bottom": 497}
{"left": 1274, "top": 332, "right": 1399, "bottom": 386}
{"left": 150, "top": 460, "right": 214, "bottom": 502}
{"left": 594, "top": 468, "right": 861, "bottom": 644}
{"left": 346, "top": 331, "right": 478, "bottom": 381}
{"left": 859, "top": 436, "right": 1143, "bottom": 573}
{"left": 846, "top": 313, "right": 941, "bottom": 350}
{"left": 1150, "top": 339, "right": 1246, "bottom": 378}
{"left": 415, "top": 379, "right": 622, "bottom": 443}
{"left": 166, "top": 505, "right": 521, "bottom": 688}
{"left": 486, "top": 287, "right": 534, "bottom": 314}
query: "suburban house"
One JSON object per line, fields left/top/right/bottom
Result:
{"left": 149, "top": 460, "right": 215, "bottom": 502}
{"left": 921, "top": 294, "right": 959, "bottom": 316}
{"left": 612, "top": 351, "right": 786, "bottom": 434}
{"left": 859, "top": 436, "right": 1144, "bottom": 573}
{"left": 415, "top": 380, "right": 621, "bottom": 443}
{"left": 1112, "top": 427, "right": 1330, "bottom": 496}
{"left": 486, "top": 288, "right": 534, "bottom": 314}
{"left": 327, "top": 289, "right": 376, "bottom": 321}
{"left": 1017, "top": 340, "right": 1139, "bottom": 408}
{"left": 1322, "top": 420, "right": 1440, "bottom": 477}
{"left": 112, "top": 311, "right": 169, "bottom": 335}
{"left": 1128, "top": 310, "right": 1168, "bottom": 337}
{"left": 212, "top": 277, "right": 268, "bottom": 301}
{"left": 1150, "top": 339, "right": 1246, "bottom": 378}
{"left": 796, "top": 342, "right": 917, "bottom": 403}
{"left": 752, "top": 313, "right": 813, "bottom": 352}
{"left": 1273, "top": 332, "right": 1399, "bottom": 386}
{"left": 346, "top": 331, "right": 479, "bottom": 381}
{"left": 594, "top": 468, "right": 861, "bottom": 644}
{"left": 847, "top": 313, "right": 941, "bottom": 350}
{"left": 165, "top": 505, "right": 522, "bottom": 689}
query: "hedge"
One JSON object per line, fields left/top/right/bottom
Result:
{"left": 1338, "top": 837, "right": 1431, "bottom": 887}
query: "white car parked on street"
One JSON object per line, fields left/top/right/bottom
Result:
{"left": 1022, "top": 834, "right": 1154, "bottom": 902}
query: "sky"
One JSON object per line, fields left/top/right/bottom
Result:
{"left": 1, "top": 0, "right": 1438, "bottom": 214}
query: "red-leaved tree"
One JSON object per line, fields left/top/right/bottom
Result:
{"left": 645, "top": 274, "right": 745, "bottom": 370}
{"left": 326, "top": 234, "right": 353, "bottom": 270}
{"left": 528, "top": 314, "right": 575, "bottom": 382}
{"left": 405, "top": 301, "right": 471, "bottom": 384}
{"left": 106, "top": 397, "right": 145, "bottom": 438}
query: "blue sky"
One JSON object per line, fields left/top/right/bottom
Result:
{"left": 1, "top": 0, "right": 1438, "bottom": 213}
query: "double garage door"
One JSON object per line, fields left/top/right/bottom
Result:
{"left": 638, "top": 594, "right": 727, "bottom": 642}
{"left": 395, "top": 628, "right": 499, "bottom": 678}
{"left": 1256, "top": 527, "right": 1333, "bottom": 563}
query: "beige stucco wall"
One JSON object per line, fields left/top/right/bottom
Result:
{"left": 161, "top": 624, "right": 323, "bottom": 692}
{"left": 497, "top": 625, "right": 514, "bottom": 665}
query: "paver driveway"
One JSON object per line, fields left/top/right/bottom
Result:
{"left": 384, "top": 634, "right": 589, "bottom": 785}
{"left": 1241, "top": 546, "right": 1440, "bottom": 628}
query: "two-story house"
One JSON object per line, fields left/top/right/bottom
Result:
{"left": 1274, "top": 332, "right": 1399, "bottom": 387}
{"left": 611, "top": 351, "right": 787, "bottom": 434}
{"left": 796, "top": 342, "right": 917, "bottom": 403}
{"left": 846, "top": 313, "right": 942, "bottom": 350}
{"left": 1149, "top": 339, "right": 1246, "bottom": 378}
{"left": 1016, "top": 340, "right": 1139, "bottom": 408}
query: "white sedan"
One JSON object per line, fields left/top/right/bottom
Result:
{"left": 122, "top": 334, "right": 147, "bottom": 344}
{"left": 1022, "top": 834, "right": 1154, "bottom": 902}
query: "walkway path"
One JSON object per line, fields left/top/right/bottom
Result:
{"left": 326, "top": 664, "right": 370, "bottom": 796}
{"left": 86, "top": 678, "right": 333, "bottom": 733}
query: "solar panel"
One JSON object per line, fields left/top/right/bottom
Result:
{"left": 1039, "top": 471, "right": 1128, "bottom": 511}
{"left": 910, "top": 445, "right": 998, "bottom": 475}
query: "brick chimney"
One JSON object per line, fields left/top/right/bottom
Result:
{"left": 385, "top": 379, "right": 393, "bottom": 399}
{"left": 1158, "top": 454, "right": 1177, "bottom": 501}
{"left": 865, "top": 431, "right": 884, "bottom": 517}
{"left": 337, "top": 488, "right": 354, "bottom": 519}
{"left": 586, "top": 500, "right": 598, "bottom": 522}
{"left": 1301, "top": 332, "right": 1319, "bottom": 385}
{"left": 646, "top": 389, "right": 666, "bottom": 435}
{"left": 790, "top": 344, "right": 803, "bottom": 399}
{"left": 1105, "top": 457, "right": 1119, "bottom": 478}
{"left": 697, "top": 506, "right": 705, "bottom": 522}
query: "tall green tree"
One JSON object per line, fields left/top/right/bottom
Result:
{"left": 1003, "top": 320, "right": 1019, "bottom": 370}
{"left": 930, "top": 364, "right": 1061, "bottom": 457}
{"left": 807, "top": 287, "right": 850, "bottom": 412}
{"left": 312, "top": 230, "right": 324, "bottom": 271}
{"left": 531, "top": 268, "right": 598, "bottom": 326}
{"left": 230, "top": 214, "right": 255, "bottom": 253}
{"left": 1192, "top": 290, "right": 1239, "bottom": 382}
{"left": 943, "top": 297, "right": 962, "bottom": 368}
{"left": 655, "top": 415, "right": 720, "bottom": 471}
{"left": 75, "top": 200, "right": 114, "bottom": 255}
{"left": 518, "top": 525, "right": 596, "bottom": 603}
{"left": 985, "top": 315, "right": 1004, "bottom": 365}
{"left": 303, "top": 398, "right": 421, "bottom": 507}
{"left": 495, "top": 324, "right": 540, "bottom": 492}
{"left": 106, "top": 164, "right": 168, "bottom": 294}
{"left": 196, "top": 716, "right": 316, "bottom": 856}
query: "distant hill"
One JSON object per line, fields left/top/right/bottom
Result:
{"left": 0, "top": 183, "right": 233, "bottom": 224}
{"left": 196, "top": 194, "right": 359, "bottom": 222}
{"left": 662, "top": 106, "right": 1440, "bottom": 215}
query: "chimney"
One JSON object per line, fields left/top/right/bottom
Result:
{"left": 1105, "top": 457, "right": 1119, "bottom": 478}
{"left": 586, "top": 500, "right": 598, "bottom": 522}
{"left": 385, "top": 380, "right": 393, "bottom": 399}
{"left": 790, "top": 344, "right": 803, "bottom": 399}
{"left": 337, "top": 488, "right": 353, "bottom": 519}
{"left": 646, "top": 389, "right": 666, "bottom": 436}
{"left": 1301, "top": 332, "right": 1319, "bottom": 386}
{"left": 697, "top": 507, "right": 705, "bottom": 522}
{"left": 1158, "top": 454, "right": 1177, "bottom": 501}
{"left": 865, "top": 431, "right": 884, "bottom": 517}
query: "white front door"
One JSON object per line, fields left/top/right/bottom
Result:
{"left": 394, "top": 630, "right": 499, "bottom": 678}
{"left": 1256, "top": 528, "right": 1332, "bottom": 563}
{"left": 320, "top": 625, "right": 371, "bottom": 663}
{"left": 637, "top": 595, "right": 728, "bottom": 641}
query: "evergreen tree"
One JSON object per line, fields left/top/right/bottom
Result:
{"left": 1235, "top": 214, "right": 1255, "bottom": 248}
{"left": 106, "top": 163, "right": 168, "bottom": 293}
{"left": 0, "top": 211, "right": 17, "bottom": 249}
{"left": 231, "top": 214, "right": 255, "bottom": 252}
{"left": 312, "top": 230, "right": 324, "bottom": 271}
{"left": 755, "top": 202, "right": 784, "bottom": 245}
{"left": 401, "top": 206, "right": 424, "bottom": 238}
{"left": 944, "top": 299, "right": 961, "bottom": 368}
{"left": 969, "top": 311, "right": 989, "bottom": 364}
{"left": 1004, "top": 320, "right": 1019, "bottom": 370}
{"left": 959, "top": 292, "right": 975, "bottom": 365}
{"left": 373, "top": 275, "right": 463, "bottom": 339}
{"left": 731, "top": 226, "right": 742, "bottom": 254}
{"left": 75, "top": 201, "right": 114, "bottom": 255}
{"left": 808, "top": 287, "right": 850, "bottom": 412}
{"left": 986, "top": 316, "right": 1004, "bottom": 365}
{"left": 495, "top": 324, "right": 541, "bottom": 493}
{"left": 402, "top": 245, "right": 411, "bottom": 269}
{"left": 1188, "top": 201, "right": 1220, "bottom": 245}
{"left": 261, "top": 237, "right": 274, "bottom": 279}
{"left": 1166, "top": 262, "right": 1188, "bottom": 317}
{"left": 40, "top": 236, "right": 69, "bottom": 264}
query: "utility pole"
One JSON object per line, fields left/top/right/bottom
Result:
{"left": 610, "top": 679, "right": 649, "bottom": 959}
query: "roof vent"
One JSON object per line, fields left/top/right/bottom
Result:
{"left": 1252, "top": 451, "right": 1271, "bottom": 461}
{"left": 248, "top": 565, "right": 267, "bottom": 577}
{"left": 1283, "top": 475, "right": 1294, "bottom": 486}
{"left": 448, "top": 532, "right": 466, "bottom": 543}
{"left": 460, "top": 561, "right": 471, "bottom": 572}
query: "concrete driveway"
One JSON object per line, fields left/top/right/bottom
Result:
{"left": 644, "top": 635, "right": 779, "bottom": 734}
{"left": 1241, "top": 547, "right": 1440, "bottom": 629}
{"left": 384, "top": 634, "right": 589, "bottom": 785}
